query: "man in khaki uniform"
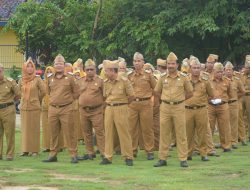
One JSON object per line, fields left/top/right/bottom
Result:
{"left": 241, "top": 56, "right": 250, "bottom": 142}
{"left": 185, "top": 58, "right": 214, "bottom": 161}
{"left": 100, "top": 60, "right": 134, "bottom": 166}
{"left": 208, "top": 62, "right": 233, "bottom": 152}
{"left": 78, "top": 59, "right": 105, "bottom": 160}
{"left": 0, "top": 63, "right": 20, "bottom": 161}
{"left": 128, "top": 52, "right": 156, "bottom": 160}
{"left": 154, "top": 52, "right": 193, "bottom": 168}
{"left": 42, "top": 54, "right": 80, "bottom": 163}
{"left": 224, "top": 61, "right": 245, "bottom": 149}
{"left": 152, "top": 58, "right": 167, "bottom": 151}
{"left": 204, "top": 54, "right": 219, "bottom": 156}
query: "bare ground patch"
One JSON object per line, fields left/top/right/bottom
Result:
{"left": 51, "top": 173, "right": 123, "bottom": 186}
{"left": 3, "top": 168, "right": 34, "bottom": 174}
{"left": 0, "top": 186, "right": 58, "bottom": 190}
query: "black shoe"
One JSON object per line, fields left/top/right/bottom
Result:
{"left": 0, "top": 156, "right": 2, "bottom": 160}
{"left": 241, "top": 141, "right": 248, "bottom": 146}
{"left": 42, "top": 149, "right": 50, "bottom": 153}
{"left": 125, "top": 159, "right": 133, "bottom": 166}
{"left": 133, "top": 154, "right": 137, "bottom": 158}
{"left": 6, "top": 157, "right": 13, "bottom": 161}
{"left": 180, "top": 160, "right": 188, "bottom": 167}
{"left": 154, "top": 160, "right": 167, "bottom": 167}
{"left": 95, "top": 150, "right": 100, "bottom": 154}
{"left": 187, "top": 156, "right": 192, "bottom": 161}
{"left": 77, "top": 154, "right": 96, "bottom": 161}
{"left": 100, "top": 158, "right": 112, "bottom": 165}
{"left": 147, "top": 153, "right": 154, "bottom": 160}
{"left": 223, "top": 148, "right": 232, "bottom": 152}
{"left": 201, "top": 156, "right": 209, "bottom": 161}
{"left": 42, "top": 156, "right": 57, "bottom": 162}
{"left": 248, "top": 137, "right": 250, "bottom": 143}
{"left": 71, "top": 157, "right": 78, "bottom": 164}
{"left": 232, "top": 145, "right": 238, "bottom": 149}
{"left": 207, "top": 151, "right": 220, "bottom": 157}
{"left": 20, "top": 152, "right": 29, "bottom": 157}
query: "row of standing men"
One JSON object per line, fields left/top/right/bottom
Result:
{"left": 0, "top": 52, "right": 249, "bottom": 167}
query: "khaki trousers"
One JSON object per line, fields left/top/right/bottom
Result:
{"left": 48, "top": 104, "right": 77, "bottom": 157}
{"left": 0, "top": 105, "right": 15, "bottom": 158}
{"left": 159, "top": 102, "right": 188, "bottom": 161}
{"left": 128, "top": 100, "right": 154, "bottom": 154}
{"left": 208, "top": 103, "right": 231, "bottom": 149}
{"left": 104, "top": 105, "right": 133, "bottom": 160}
{"left": 79, "top": 106, "right": 105, "bottom": 155}
{"left": 186, "top": 107, "right": 208, "bottom": 157}
{"left": 228, "top": 101, "right": 239, "bottom": 145}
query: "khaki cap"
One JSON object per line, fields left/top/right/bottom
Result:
{"left": 156, "top": 58, "right": 166, "bottom": 66}
{"left": 224, "top": 61, "right": 234, "bottom": 69}
{"left": 85, "top": 59, "right": 96, "bottom": 67}
{"left": 167, "top": 52, "right": 178, "bottom": 62}
{"left": 213, "top": 62, "right": 224, "bottom": 71}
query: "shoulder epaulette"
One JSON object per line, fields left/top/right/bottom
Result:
{"left": 47, "top": 73, "right": 54, "bottom": 78}
{"left": 67, "top": 72, "right": 73, "bottom": 76}
{"left": 160, "top": 72, "right": 167, "bottom": 77}
{"left": 201, "top": 75, "right": 208, "bottom": 81}
{"left": 6, "top": 77, "right": 13, "bottom": 82}
{"left": 223, "top": 76, "right": 230, "bottom": 81}
{"left": 144, "top": 70, "right": 151, "bottom": 74}
{"left": 127, "top": 70, "right": 133, "bottom": 75}
{"left": 180, "top": 72, "right": 187, "bottom": 77}
{"left": 104, "top": 78, "right": 108, "bottom": 82}
{"left": 234, "top": 76, "right": 240, "bottom": 80}
{"left": 127, "top": 70, "right": 134, "bottom": 75}
{"left": 202, "top": 71, "right": 210, "bottom": 76}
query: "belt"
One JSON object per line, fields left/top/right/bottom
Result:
{"left": 107, "top": 103, "right": 128, "bottom": 107}
{"left": 185, "top": 105, "right": 206, "bottom": 110}
{"left": 51, "top": 102, "right": 72, "bottom": 108}
{"left": 208, "top": 101, "right": 227, "bottom": 106}
{"left": 0, "top": 102, "right": 14, "bottom": 109}
{"left": 228, "top": 100, "right": 237, "bottom": 104}
{"left": 82, "top": 104, "right": 102, "bottom": 111}
{"left": 162, "top": 100, "right": 184, "bottom": 105}
{"left": 245, "top": 92, "right": 250, "bottom": 96}
{"left": 134, "top": 97, "right": 151, "bottom": 102}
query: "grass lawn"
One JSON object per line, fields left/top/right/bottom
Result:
{"left": 0, "top": 129, "right": 250, "bottom": 190}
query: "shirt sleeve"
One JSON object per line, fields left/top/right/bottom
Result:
{"left": 154, "top": 77, "right": 163, "bottom": 93}
{"left": 11, "top": 79, "right": 21, "bottom": 98}
{"left": 206, "top": 80, "right": 214, "bottom": 98}
{"left": 125, "top": 79, "right": 135, "bottom": 97}
{"left": 184, "top": 77, "right": 193, "bottom": 94}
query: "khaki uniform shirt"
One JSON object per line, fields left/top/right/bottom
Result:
{"left": 228, "top": 76, "right": 245, "bottom": 101}
{"left": 155, "top": 72, "right": 193, "bottom": 102}
{"left": 128, "top": 70, "right": 156, "bottom": 98}
{"left": 185, "top": 75, "right": 214, "bottom": 106}
{"left": 104, "top": 75, "right": 134, "bottom": 104}
{"left": 243, "top": 74, "right": 250, "bottom": 93}
{"left": 78, "top": 75, "right": 104, "bottom": 107}
{"left": 0, "top": 77, "right": 20, "bottom": 104}
{"left": 48, "top": 73, "right": 79, "bottom": 106}
{"left": 209, "top": 77, "right": 233, "bottom": 102}
{"left": 19, "top": 76, "right": 46, "bottom": 110}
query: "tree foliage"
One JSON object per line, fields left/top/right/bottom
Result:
{"left": 6, "top": 0, "right": 250, "bottom": 66}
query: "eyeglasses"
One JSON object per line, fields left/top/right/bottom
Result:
{"left": 86, "top": 69, "right": 94, "bottom": 71}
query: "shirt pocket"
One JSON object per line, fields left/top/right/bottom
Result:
{"left": 112, "top": 86, "right": 124, "bottom": 95}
